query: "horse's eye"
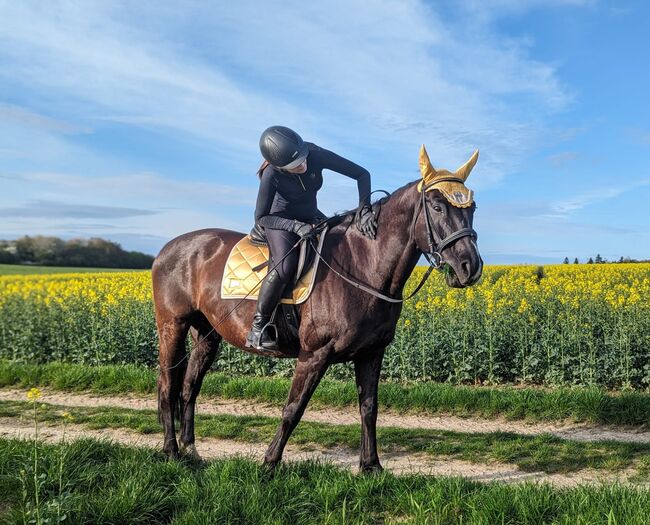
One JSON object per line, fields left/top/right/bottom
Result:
{"left": 433, "top": 205, "right": 443, "bottom": 213}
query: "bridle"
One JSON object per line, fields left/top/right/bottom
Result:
{"left": 310, "top": 181, "right": 478, "bottom": 303}
{"left": 414, "top": 178, "right": 478, "bottom": 270}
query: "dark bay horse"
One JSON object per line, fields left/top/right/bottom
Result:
{"left": 152, "top": 146, "right": 483, "bottom": 472}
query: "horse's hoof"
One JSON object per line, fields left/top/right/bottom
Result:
{"left": 360, "top": 463, "right": 383, "bottom": 475}
{"left": 163, "top": 439, "right": 180, "bottom": 460}
{"left": 261, "top": 460, "right": 278, "bottom": 480}
{"left": 164, "top": 448, "right": 180, "bottom": 461}
{"left": 180, "top": 443, "right": 201, "bottom": 461}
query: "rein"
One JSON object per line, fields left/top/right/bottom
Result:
{"left": 310, "top": 183, "right": 477, "bottom": 304}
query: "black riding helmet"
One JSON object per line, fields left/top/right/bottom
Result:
{"left": 259, "top": 126, "right": 308, "bottom": 169}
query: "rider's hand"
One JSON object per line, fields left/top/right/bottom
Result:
{"left": 355, "top": 205, "right": 377, "bottom": 240}
{"left": 292, "top": 220, "right": 316, "bottom": 240}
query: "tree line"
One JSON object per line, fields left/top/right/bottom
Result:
{"left": 563, "top": 254, "right": 649, "bottom": 264}
{"left": 0, "top": 236, "right": 154, "bottom": 269}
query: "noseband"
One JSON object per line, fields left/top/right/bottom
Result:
{"left": 414, "top": 179, "right": 478, "bottom": 269}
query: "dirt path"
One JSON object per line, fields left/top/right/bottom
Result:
{"left": 1, "top": 417, "right": 640, "bottom": 488}
{"left": 2, "top": 388, "right": 649, "bottom": 444}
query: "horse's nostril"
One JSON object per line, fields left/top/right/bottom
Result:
{"left": 461, "top": 260, "right": 471, "bottom": 277}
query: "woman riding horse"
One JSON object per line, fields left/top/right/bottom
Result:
{"left": 247, "top": 125, "right": 379, "bottom": 352}
{"left": 153, "top": 142, "right": 482, "bottom": 466}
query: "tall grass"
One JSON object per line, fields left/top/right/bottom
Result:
{"left": 2, "top": 438, "right": 650, "bottom": 524}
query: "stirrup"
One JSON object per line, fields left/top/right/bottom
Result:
{"left": 246, "top": 321, "right": 278, "bottom": 352}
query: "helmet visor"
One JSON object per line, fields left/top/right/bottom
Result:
{"left": 278, "top": 142, "right": 309, "bottom": 169}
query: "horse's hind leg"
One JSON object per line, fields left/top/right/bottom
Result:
{"left": 264, "top": 346, "right": 332, "bottom": 469}
{"left": 354, "top": 349, "right": 385, "bottom": 474}
{"left": 179, "top": 315, "right": 222, "bottom": 458}
{"left": 157, "top": 316, "right": 190, "bottom": 459}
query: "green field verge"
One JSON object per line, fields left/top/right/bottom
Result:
{"left": 2, "top": 438, "right": 649, "bottom": 525}
{"left": 4, "top": 399, "right": 650, "bottom": 478}
{"left": 3, "top": 361, "right": 650, "bottom": 425}
{"left": 0, "top": 263, "right": 142, "bottom": 275}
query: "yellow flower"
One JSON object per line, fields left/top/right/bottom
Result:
{"left": 26, "top": 387, "right": 42, "bottom": 400}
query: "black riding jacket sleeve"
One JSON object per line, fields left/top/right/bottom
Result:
{"left": 254, "top": 142, "right": 371, "bottom": 231}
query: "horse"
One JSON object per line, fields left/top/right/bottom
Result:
{"left": 152, "top": 145, "right": 483, "bottom": 472}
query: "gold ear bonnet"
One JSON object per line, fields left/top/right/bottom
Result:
{"left": 417, "top": 145, "right": 478, "bottom": 208}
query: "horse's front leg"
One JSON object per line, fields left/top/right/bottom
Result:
{"left": 263, "top": 346, "right": 332, "bottom": 469}
{"left": 354, "top": 349, "right": 385, "bottom": 474}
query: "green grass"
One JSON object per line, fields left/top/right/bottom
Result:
{"left": 2, "top": 437, "right": 649, "bottom": 525}
{"left": 3, "top": 360, "right": 650, "bottom": 425}
{"left": 4, "top": 399, "right": 650, "bottom": 478}
{"left": 0, "top": 263, "right": 143, "bottom": 275}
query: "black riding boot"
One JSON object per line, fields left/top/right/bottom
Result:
{"left": 245, "top": 268, "right": 286, "bottom": 352}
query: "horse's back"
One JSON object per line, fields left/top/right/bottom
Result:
{"left": 152, "top": 228, "right": 245, "bottom": 315}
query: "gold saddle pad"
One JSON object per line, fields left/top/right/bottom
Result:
{"left": 220, "top": 231, "right": 326, "bottom": 304}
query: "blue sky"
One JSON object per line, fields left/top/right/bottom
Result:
{"left": 1, "top": 0, "right": 648, "bottom": 264}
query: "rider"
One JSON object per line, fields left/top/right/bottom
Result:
{"left": 246, "top": 125, "right": 378, "bottom": 352}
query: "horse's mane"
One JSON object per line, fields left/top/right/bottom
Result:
{"left": 325, "top": 180, "right": 419, "bottom": 229}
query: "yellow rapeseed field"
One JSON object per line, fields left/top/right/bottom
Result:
{"left": 1, "top": 264, "right": 649, "bottom": 388}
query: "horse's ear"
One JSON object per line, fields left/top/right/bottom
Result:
{"left": 419, "top": 145, "right": 437, "bottom": 185}
{"left": 455, "top": 149, "right": 479, "bottom": 181}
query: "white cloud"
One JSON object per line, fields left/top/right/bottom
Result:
{"left": 0, "top": 0, "right": 572, "bottom": 183}
{"left": 0, "top": 104, "right": 90, "bottom": 134}
{"left": 0, "top": 0, "right": 589, "bottom": 255}
{"left": 550, "top": 179, "right": 650, "bottom": 215}
{"left": 8, "top": 171, "right": 255, "bottom": 208}
{"left": 0, "top": 170, "right": 253, "bottom": 252}
{"left": 547, "top": 151, "right": 579, "bottom": 167}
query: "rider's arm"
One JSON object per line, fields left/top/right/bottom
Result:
{"left": 312, "top": 144, "right": 371, "bottom": 206}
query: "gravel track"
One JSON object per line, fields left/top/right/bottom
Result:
{"left": 0, "top": 417, "right": 640, "bottom": 488}
{"left": 2, "top": 388, "right": 649, "bottom": 444}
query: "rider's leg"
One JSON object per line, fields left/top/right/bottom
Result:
{"left": 246, "top": 228, "right": 299, "bottom": 352}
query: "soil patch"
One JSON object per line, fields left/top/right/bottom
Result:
{"left": 0, "top": 417, "right": 640, "bottom": 488}
{"left": 2, "top": 388, "right": 649, "bottom": 444}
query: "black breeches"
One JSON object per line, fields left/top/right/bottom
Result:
{"left": 265, "top": 228, "right": 300, "bottom": 284}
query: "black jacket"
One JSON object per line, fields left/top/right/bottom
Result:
{"left": 254, "top": 142, "right": 370, "bottom": 230}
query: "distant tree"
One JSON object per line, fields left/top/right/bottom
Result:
{"left": 31, "top": 236, "right": 66, "bottom": 265}
{"left": 595, "top": 253, "right": 603, "bottom": 264}
{"left": 14, "top": 236, "right": 36, "bottom": 262}
{"left": 619, "top": 256, "right": 624, "bottom": 263}
{"left": 563, "top": 257, "right": 569, "bottom": 264}
{"left": 573, "top": 258, "right": 579, "bottom": 264}
{"left": 587, "top": 257, "right": 594, "bottom": 264}
{"left": 0, "top": 249, "right": 17, "bottom": 264}
{"left": 0, "top": 235, "right": 154, "bottom": 269}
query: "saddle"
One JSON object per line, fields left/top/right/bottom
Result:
{"left": 220, "top": 226, "right": 327, "bottom": 304}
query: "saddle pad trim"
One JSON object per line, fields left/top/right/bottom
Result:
{"left": 220, "top": 228, "right": 327, "bottom": 305}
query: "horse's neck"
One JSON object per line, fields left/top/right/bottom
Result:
{"left": 339, "top": 183, "right": 421, "bottom": 298}
{"left": 378, "top": 186, "right": 422, "bottom": 296}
